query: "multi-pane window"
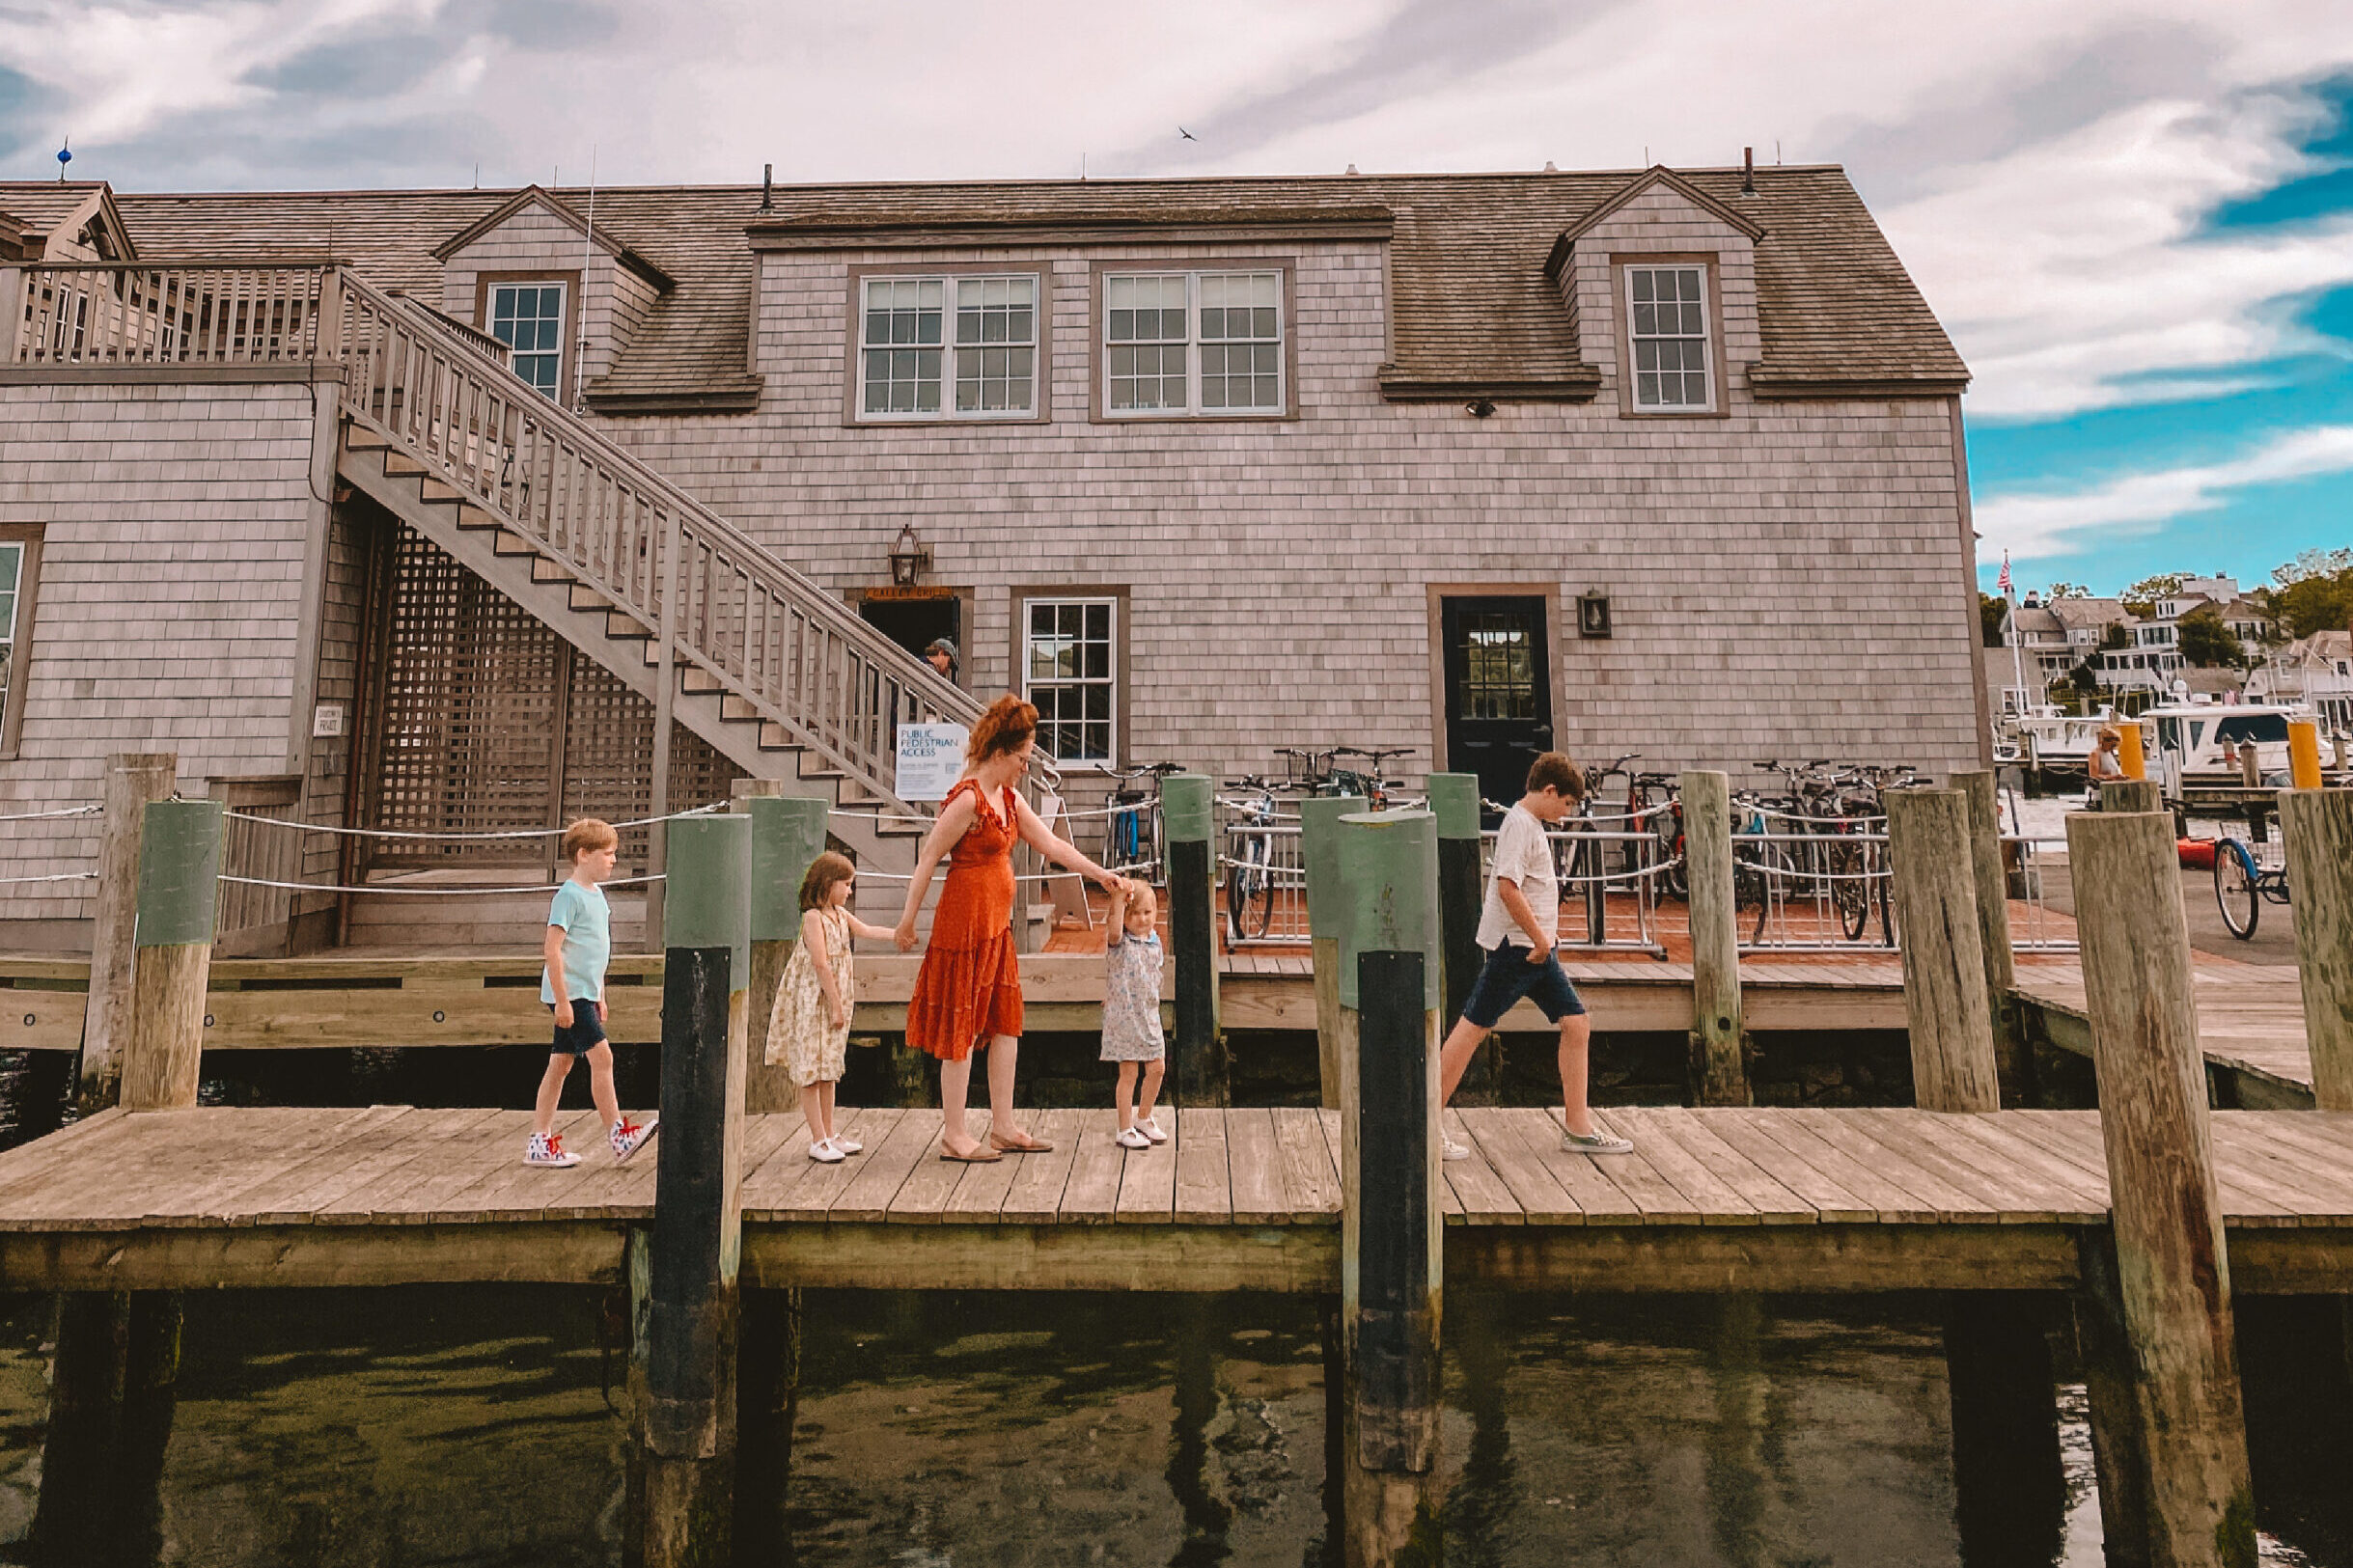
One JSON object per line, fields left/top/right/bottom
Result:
{"left": 1624, "top": 265, "right": 1710, "bottom": 410}
{"left": 1024, "top": 598, "right": 1116, "bottom": 763}
{"left": 1459, "top": 613, "right": 1536, "bottom": 720}
{"left": 0, "top": 539, "right": 24, "bottom": 741}
{"left": 859, "top": 274, "right": 1037, "bottom": 418}
{"left": 488, "top": 283, "right": 567, "bottom": 397}
{"left": 1103, "top": 269, "right": 1284, "bottom": 415}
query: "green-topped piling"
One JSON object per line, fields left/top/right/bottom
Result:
{"left": 738, "top": 787, "right": 830, "bottom": 1114}
{"left": 1427, "top": 773, "right": 1493, "bottom": 1104}
{"left": 635, "top": 812, "right": 751, "bottom": 1568}
{"left": 123, "top": 798, "right": 222, "bottom": 1113}
{"left": 76, "top": 752, "right": 177, "bottom": 1117}
{"left": 1300, "top": 794, "right": 1364, "bottom": 1109}
{"left": 1163, "top": 774, "right": 1224, "bottom": 1107}
{"left": 1334, "top": 807, "right": 1442, "bottom": 1567}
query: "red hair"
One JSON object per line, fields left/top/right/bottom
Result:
{"left": 967, "top": 694, "right": 1038, "bottom": 764}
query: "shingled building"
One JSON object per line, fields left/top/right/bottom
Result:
{"left": 0, "top": 164, "right": 1982, "bottom": 951}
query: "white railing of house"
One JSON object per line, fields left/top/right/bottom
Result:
{"left": 7, "top": 263, "right": 335, "bottom": 366}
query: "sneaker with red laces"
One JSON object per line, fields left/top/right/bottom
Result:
{"left": 525, "top": 1131, "right": 580, "bottom": 1169}
{"left": 610, "top": 1116, "right": 658, "bottom": 1164}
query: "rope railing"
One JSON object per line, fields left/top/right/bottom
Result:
{"left": 0, "top": 870, "right": 98, "bottom": 886}
{"left": 218, "top": 872, "right": 668, "bottom": 896}
{"left": 218, "top": 800, "right": 731, "bottom": 840}
{"left": 0, "top": 803, "right": 103, "bottom": 823}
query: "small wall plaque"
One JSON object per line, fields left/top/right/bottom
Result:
{"left": 1577, "top": 591, "right": 1613, "bottom": 639}
{"left": 312, "top": 702, "right": 346, "bottom": 738}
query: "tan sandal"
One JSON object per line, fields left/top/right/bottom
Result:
{"left": 988, "top": 1130, "right": 1055, "bottom": 1153}
{"left": 940, "top": 1143, "right": 1003, "bottom": 1164}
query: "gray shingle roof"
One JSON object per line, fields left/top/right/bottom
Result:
{"left": 83, "top": 164, "right": 1962, "bottom": 410}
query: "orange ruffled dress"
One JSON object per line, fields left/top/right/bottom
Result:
{"left": 905, "top": 780, "right": 1024, "bottom": 1061}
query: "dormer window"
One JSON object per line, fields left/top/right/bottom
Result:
{"left": 1624, "top": 263, "right": 1713, "bottom": 411}
{"left": 486, "top": 281, "right": 569, "bottom": 397}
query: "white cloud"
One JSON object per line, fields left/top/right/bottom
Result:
{"left": 1976, "top": 425, "right": 2353, "bottom": 562}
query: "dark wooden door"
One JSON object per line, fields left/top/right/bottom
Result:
{"left": 1440, "top": 596, "right": 1553, "bottom": 819}
{"left": 859, "top": 593, "right": 962, "bottom": 681}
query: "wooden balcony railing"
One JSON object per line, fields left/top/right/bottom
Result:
{"left": 6, "top": 263, "right": 338, "bottom": 366}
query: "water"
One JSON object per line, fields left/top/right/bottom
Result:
{"left": 1, "top": 1286, "right": 2344, "bottom": 1566}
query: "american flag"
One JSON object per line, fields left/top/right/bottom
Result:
{"left": 1997, "top": 552, "right": 2012, "bottom": 594}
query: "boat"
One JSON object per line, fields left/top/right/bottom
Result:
{"left": 1997, "top": 701, "right": 2120, "bottom": 778}
{"left": 2143, "top": 698, "right": 2317, "bottom": 793}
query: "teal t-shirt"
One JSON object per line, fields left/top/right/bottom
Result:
{"left": 540, "top": 879, "right": 611, "bottom": 1004}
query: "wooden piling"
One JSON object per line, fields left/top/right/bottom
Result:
{"left": 1163, "top": 775, "right": 1226, "bottom": 1108}
{"left": 1429, "top": 772, "right": 1495, "bottom": 1104}
{"left": 634, "top": 812, "right": 751, "bottom": 1568}
{"left": 1300, "top": 794, "right": 1363, "bottom": 1111}
{"left": 2100, "top": 778, "right": 2163, "bottom": 815}
{"left": 2064, "top": 806, "right": 2256, "bottom": 1567}
{"left": 1952, "top": 770, "right": 2025, "bottom": 1105}
{"left": 1335, "top": 809, "right": 1442, "bottom": 1567}
{"left": 1886, "top": 789, "right": 2000, "bottom": 1114}
{"left": 75, "top": 753, "right": 178, "bottom": 1117}
{"left": 2281, "top": 787, "right": 2353, "bottom": 1111}
{"left": 122, "top": 799, "right": 223, "bottom": 1113}
{"left": 738, "top": 789, "right": 828, "bottom": 1114}
{"left": 1679, "top": 771, "right": 1748, "bottom": 1106}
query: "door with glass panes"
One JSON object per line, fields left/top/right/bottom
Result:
{"left": 1440, "top": 596, "right": 1554, "bottom": 823}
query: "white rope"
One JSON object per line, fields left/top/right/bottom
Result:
{"left": 0, "top": 803, "right": 103, "bottom": 823}
{"left": 221, "top": 802, "right": 727, "bottom": 840}
{"left": 1732, "top": 855, "right": 1886, "bottom": 883}
{"left": 218, "top": 872, "right": 667, "bottom": 895}
{"left": 0, "top": 870, "right": 97, "bottom": 886}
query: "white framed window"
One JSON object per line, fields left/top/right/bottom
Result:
{"left": 1023, "top": 597, "right": 1116, "bottom": 763}
{"left": 488, "top": 282, "right": 568, "bottom": 397}
{"left": 1102, "top": 269, "right": 1284, "bottom": 416}
{"left": 1624, "top": 264, "right": 1712, "bottom": 410}
{"left": 0, "top": 525, "right": 41, "bottom": 756}
{"left": 858, "top": 274, "right": 1038, "bottom": 419}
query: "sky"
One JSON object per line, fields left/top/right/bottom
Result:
{"left": 4, "top": 0, "right": 2352, "bottom": 598}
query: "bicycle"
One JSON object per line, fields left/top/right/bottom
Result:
{"left": 1223, "top": 775, "right": 1280, "bottom": 941}
{"left": 2213, "top": 834, "right": 2288, "bottom": 940}
{"left": 1325, "top": 746, "right": 1412, "bottom": 810}
{"left": 1560, "top": 752, "right": 1643, "bottom": 940}
{"left": 1094, "top": 760, "right": 1181, "bottom": 885}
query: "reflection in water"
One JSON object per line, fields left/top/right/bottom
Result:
{"left": 0, "top": 1286, "right": 2348, "bottom": 1565}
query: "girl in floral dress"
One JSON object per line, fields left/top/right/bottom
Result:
{"left": 770, "top": 852, "right": 894, "bottom": 1163}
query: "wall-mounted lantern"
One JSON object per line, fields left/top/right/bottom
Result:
{"left": 887, "top": 523, "right": 932, "bottom": 588}
{"left": 1577, "top": 590, "right": 1612, "bottom": 639}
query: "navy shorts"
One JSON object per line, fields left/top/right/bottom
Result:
{"left": 1459, "top": 942, "right": 1587, "bottom": 1030}
{"left": 550, "top": 999, "right": 608, "bottom": 1055}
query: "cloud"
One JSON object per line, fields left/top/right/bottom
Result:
{"left": 1975, "top": 424, "right": 2353, "bottom": 562}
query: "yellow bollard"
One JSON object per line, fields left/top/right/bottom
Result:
{"left": 2118, "top": 723, "right": 2146, "bottom": 781}
{"left": 2289, "top": 720, "right": 2323, "bottom": 790}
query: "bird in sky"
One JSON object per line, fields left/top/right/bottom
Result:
{"left": 1177, "top": 126, "right": 1196, "bottom": 141}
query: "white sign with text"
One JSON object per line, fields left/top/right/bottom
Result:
{"left": 895, "top": 723, "right": 970, "bottom": 803}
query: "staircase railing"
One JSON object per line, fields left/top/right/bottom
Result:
{"left": 5, "top": 262, "right": 333, "bottom": 366}
{"left": 329, "top": 271, "right": 1051, "bottom": 819}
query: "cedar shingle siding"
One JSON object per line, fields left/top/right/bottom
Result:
{"left": 0, "top": 165, "right": 1984, "bottom": 934}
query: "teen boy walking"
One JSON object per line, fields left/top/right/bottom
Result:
{"left": 1437, "top": 754, "right": 1632, "bottom": 1159}
{"left": 526, "top": 818, "right": 657, "bottom": 1168}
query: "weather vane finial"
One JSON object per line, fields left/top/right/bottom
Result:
{"left": 56, "top": 136, "right": 70, "bottom": 181}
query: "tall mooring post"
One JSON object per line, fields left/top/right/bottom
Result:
{"left": 1678, "top": 770, "right": 1748, "bottom": 1105}
{"left": 1428, "top": 773, "right": 1494, "bottom": 1104}
{"left": 1886, "top": 789, "right": 2002, "bottom": 1114}
{"left": 1300, "top": 793, "right": 1363, "bottom": 1110}
{"left": 2281, "top": 787, "right": 2353, "bottom": 1111}
{"left": 1952, "top": 769, "right": 2025, "bottom": 1105}
{"left": 36, "top": 796, "right": 214, "bottom": 1560}
{"left": 738, "top": 787, "right": 829, "bottom": 1114}
{"left": 1335, "top": 808, "right": 1443, "bottom": 1567}
{"left": 631, "top": 812, "right": 751, "bottom": 1568}
{"left": 2066, "top": 804, "right": 2256, "bottom": 1567}
{"left": 75, "top": 751, "right": 178, "bottom": 1117}
{"left": 1163, "top": 774, "right": 1225, "bottom": 1107}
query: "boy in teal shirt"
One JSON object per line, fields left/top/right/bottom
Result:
{"left": 527, "top": 818, "right": 656, "bottom": 1167}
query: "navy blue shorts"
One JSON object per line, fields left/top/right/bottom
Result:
{"left": 1459, "top": 942, "right": 1587, "bottom": 1030}
{"left": 550, "top": 999, "right": 608, "bottom": 1056}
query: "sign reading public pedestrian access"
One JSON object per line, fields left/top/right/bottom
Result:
{"left": 895, "top": 724, "right": 970, "bottom": 803}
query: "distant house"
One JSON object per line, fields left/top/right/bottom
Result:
{"left": 0, "top": 163, "right": 1987, "bottom": 950}
{"left": 1999, "top": 594, "right": 2132, "bottom": 701}
{"left": 2248, "top": 629, "right": 2353, "bottom": 730}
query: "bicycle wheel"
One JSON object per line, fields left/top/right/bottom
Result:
{"left": 1829, "top": 839, "right": 1869, "bottom": 941}
{"left": 2214, "top": 839, "right": 2260, "bottom": 940}
{"left": 1241, "top": 846, "right": 1274, "bottom": 940}
{"left": 1225, "top": 837, "right": 1249, "bottom": 941}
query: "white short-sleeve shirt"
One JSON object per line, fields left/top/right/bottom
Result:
{"left": 1476, "top": 803, "right": 1558, "bottom": 949}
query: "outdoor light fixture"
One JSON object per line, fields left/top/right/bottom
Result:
{"left": 887, "top": 523, "right": 931, "bottom": 587}
{"left": 1578, "top": 590, "right": 1613, "bottom": 639}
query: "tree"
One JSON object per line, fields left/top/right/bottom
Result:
{"left": 2043, "top": 581, "right": 2092, "bottom": 599}
{"left": 1979, "top": 592, "right": 2008, "bottom": 648}
{"left": 2264, "top": 556, "right": 2353, "bottom": 639}
{"left": 2175, "top": 606, "right": 2246, "bottom": 669}
{"left": 2098, "top": 623, "right": 2130, "bottom": 652}
{"left": 2120, "top": 572, "right": 2184, "bottom": 617}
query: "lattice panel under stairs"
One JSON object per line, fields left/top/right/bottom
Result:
{"left": 367, "top": 528, "right": 740, "bottom": 871}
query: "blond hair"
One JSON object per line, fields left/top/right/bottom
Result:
{"left": 561, "top": 818, "right": 619, "bottom": 860}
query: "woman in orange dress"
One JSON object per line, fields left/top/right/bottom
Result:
{"left": 896, "top": 695, "right": 1128, "bottom": 1161}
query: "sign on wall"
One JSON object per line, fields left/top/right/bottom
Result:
{"left": 895, "top": 723, "right": 970, "bottom": 803}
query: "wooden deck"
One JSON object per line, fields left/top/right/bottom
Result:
{"left": 2015, "top": 963, "right": 2315, "bottom": 1105}
{"left": 5, "top": 1104, "right": 2351, "bottom": 1297}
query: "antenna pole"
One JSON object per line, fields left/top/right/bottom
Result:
{"left": 576, "top": 147, "right": 595, "bottom": 411}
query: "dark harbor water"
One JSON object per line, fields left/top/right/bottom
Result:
{"left": 0, "top": 1284, "right": 2346, "bottom": 1567}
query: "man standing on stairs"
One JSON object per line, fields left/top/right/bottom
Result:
{"left": 894, "top": 696, "right": 1127, "bottom": 1161}
{"left": 924, "top": 638, "right": 959, "bottom": 684}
